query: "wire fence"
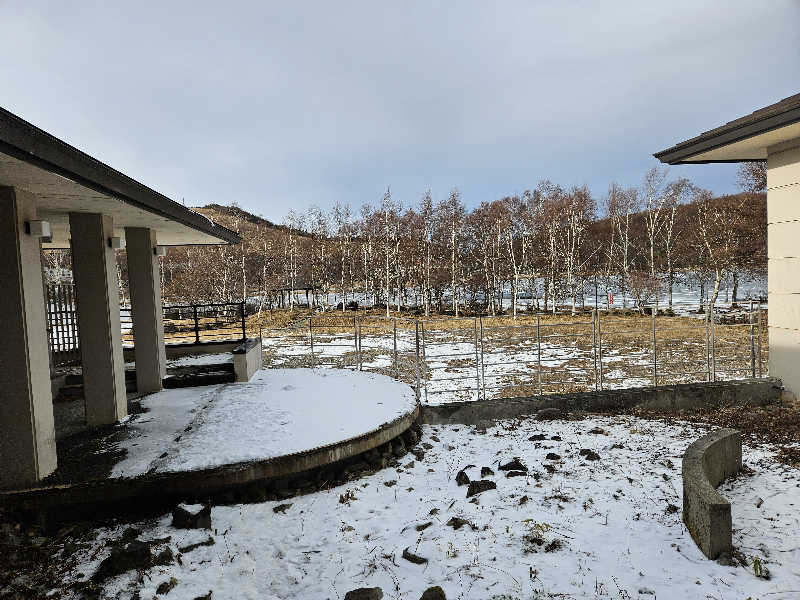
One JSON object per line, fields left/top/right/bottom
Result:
{"left": 260, "top": 303, "right": 767, "bottom": 404}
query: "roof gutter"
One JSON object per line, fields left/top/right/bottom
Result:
{"left": 0, "top": 107, "right": 241, "bottom": 244}
{"left": 654, "top": 105, "right": 800, "bottom": 165}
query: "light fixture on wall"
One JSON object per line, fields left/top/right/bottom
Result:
{"left": 108, "top": 237, "right": 125, "bottom": 249}
{"left": 154, "top": 246, "right": 167, "bottom": 257}
{"left": 24, "top": 220, "right": 51, "bottom": 238}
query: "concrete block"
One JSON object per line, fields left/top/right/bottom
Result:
{"left": 233, "top": 338, "right": 262, "bottom": 382}
{"left": 682, "top": 428, "right": 741, "bottom": 559}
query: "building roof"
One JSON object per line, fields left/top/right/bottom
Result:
{"left": 654, "top": 92, "right": 800, "bottom": 165}
{"left": 0, "top": 107, "right": 240, "bottom": 246}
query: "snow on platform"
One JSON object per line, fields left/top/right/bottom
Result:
{"left": 70, "top": 415, "right": 800, "bottom": 600}
{"left": 166, "top": 352, "right": 233, "bottom": 368}
{"left": 112, "top": 368, "right": 416, "bottom": 478}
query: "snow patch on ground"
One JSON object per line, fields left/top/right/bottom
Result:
{"left": 112, "top": 369, "right": 416, "bottom": 477}
{"left": 78, "top": 416, "right": 800, "bottom": 600}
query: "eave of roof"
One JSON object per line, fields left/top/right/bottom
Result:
{"left": 653, "top": 92, "right": 800, "bottom": 165}
{"left": 0, "top": 107, "right": 240, "bottom": 244}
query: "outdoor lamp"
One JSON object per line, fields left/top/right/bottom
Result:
{"left": 25, "top": 220, "right": 51, "bottom": 238}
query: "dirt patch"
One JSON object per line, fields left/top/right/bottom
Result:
{"left": 633, "top": 403, "right": 800, "bottom": 466}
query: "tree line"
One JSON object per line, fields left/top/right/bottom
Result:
{"left": 148, "top": 164, "right": 765, "bottom": 319}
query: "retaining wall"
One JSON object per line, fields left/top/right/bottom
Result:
{"left": 682, "top": 428, "right": 742, "bottom": 559}
{"left": 421, "top": 378, "right": 781, "bottom": 425}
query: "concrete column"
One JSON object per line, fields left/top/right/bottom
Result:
{"left": 125, "top": 227, "right": 166, "bottom": 394}
{"left": 0, "top": 187, "right": 57, "bottom": 488}
{"left": 767, "top": 142, "right": 800, "bottom": 402}
{"left": 69, "top": 212, "right": 127, "bottom": 425}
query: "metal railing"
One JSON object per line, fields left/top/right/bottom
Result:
{"left": 121, "top": 301, "right": 247, "bottom": 346}
{"left": 259, "top": 303, "right": 767, "bottom": 404}
{"left": 46, "top": 289, "right": 248, "bottom": 367}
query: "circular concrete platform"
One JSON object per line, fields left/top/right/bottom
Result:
{"left": 0, "top": 369, "right": 419, "bottom": 518}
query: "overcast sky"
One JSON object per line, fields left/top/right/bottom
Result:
{"left": 1, "top": 1, "right": 798, "bottom": 221}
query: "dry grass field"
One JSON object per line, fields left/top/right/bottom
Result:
{"left": 249, "top": 307, "right": 768, "bottom": 403}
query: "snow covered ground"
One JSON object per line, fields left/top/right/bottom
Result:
{"left": 69, "top": 415, "right": 800, "bottom": 599}
{"left": 112, "top": 369, "right": 416, "bottom": 478}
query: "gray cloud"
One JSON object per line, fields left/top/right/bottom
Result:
{"left": 1, "top": 1, "right": 797, "bottom": 220}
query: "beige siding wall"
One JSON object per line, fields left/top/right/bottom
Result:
{"left": 768, "top": 144, "right": 800, "bottom": 398}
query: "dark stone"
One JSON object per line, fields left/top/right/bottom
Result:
{"left": 172, "top": 504, "right": 211, "bottom": 529}
{"left": 156, "top": 577, "right": 178, "bottom": 595}
{"left": 588, "top": 427, "right": 606, "bottom": 435}
{"left": 466, "top": 480, "right": 496, "bottom": 497}
{"left": 420, "top": 586, "right": 447, "bottom": 600}
{"left": 392, "top": 439, "right": 407, "bottom": 458}
{"left": 402, "top": 547, "right": 428, "bottom": 564}
{"left": 92, "top": 541, "right": 152, "bottom": 582}
{"left": 344, "top": 588, "right": 384, "bottom": 600}
{"left": 551, "top": 435, "right": 562, "bottom": 441}
{"left": 272, "top": 503, "right": 292, "bottom": 514}
{"left": 536, "top": 408, "right": 565, "bottom": 421}
{"left": 422, "top": 443, "right": 433, "bottom": 450}
{"left": 545, "top": 453, "right": 561, "bottom": 461}
{"left": 411, "top": 449, "right": 425, "bottom": 461}
{"left": 403, "top": 428, "right": 420, "bottom": 446}
{"left": 416, "top": 521, "right": 433, "bottom": 532}
{"left": 480, "top": 466, "right": 494, "bottom": 477}
{"left": 153, "top": 547, "right": 175, "bottom": 567}
{"left": 446, "top": 517, "right": 476, "bottom": 530}
{"left": 455, "top": 470, "right": 470, "bottom": 486}
{"left": 179, "top": 537, "right": 215, "bottom": 554}
{"left": 579, "top": 449, "right": 600, "bottom": 461}
{"left": 543, "top": 464, "right": 557, "bottom": 474}
{"left": 499, "top": 458, "right": 528, "bottom": 472}
{"left": 528, "top": 434, "right": 546, "bottom": 441}
{"left": 505, "top": 470, "right": 527, "bottom": 478}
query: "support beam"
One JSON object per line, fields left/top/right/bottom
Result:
{"left": 0, "top": 187, "right": 57, "bottom": 488}
{"left": 69, "top": 212, "right": 127, "bottom": 425}
{"left": 125, "top": 227, "right": 166, "bottom": 394}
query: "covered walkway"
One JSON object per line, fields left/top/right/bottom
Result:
{"left": 0, "top": 107, "right": 239, "bottom": 489}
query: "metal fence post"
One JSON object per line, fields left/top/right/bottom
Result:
{"left": 479, "top": 316, "right": 486, "bottom": 401}
{"left": 193, "top": 305, "right": 200, "bottom": 344}
{"left": 415, "top": 320, "right": 421, "bottom": 402}
{"left": 421, "top": 320, "right": 428, "bottom": 403}
{"left": 592, "top": 309, "right": 598, "bottom": 391}
{"left": 473, "top": 317, "right": 481, "bottom": 401}
{"left": 651, "top": 304, "right": 657, "bottom": 387}
{"left": 597, "top": 308, "right": 603, "bottom": 391}
{"left": 749, "top": 300, "right": 756, "bottom": 378}
{"left": 309, "top": 317, "right": 315, "bottom": 367}
{"left": 536, "top": 313, "right": 543, "bottom": 396}
{"left": 757, "top": 301, "right": 763, "bottom": 377}
{"left": 711, "top": 306, "right": 717, "bottom": 382}
{"left": 393, "top": 318, "right": 398, "bottom": 378}
{"left": 357, "top": 317, "right": 362, "bottom": 370}
{"left": 705, "top": 310, "right": 711, "bottom": 382}
{"left": 353, "top": 316, "right": 359, "bottom": 370}
{"left": 240, "top": 301, "right": 247, "bottom": 340}
{"left": 258, "top": 324, "right": 264, "bottom": 368}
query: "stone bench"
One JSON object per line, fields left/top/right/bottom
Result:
{"left": 682, "top": 428, "right": 741, "bottom": 559}
{"left": 232, "top": 337, "right": 262, "bottom": 382}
